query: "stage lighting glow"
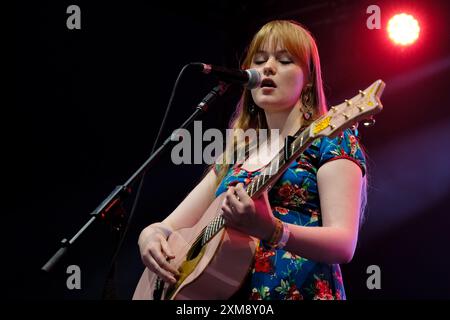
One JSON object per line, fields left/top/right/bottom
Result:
{"left": 387, "top": 13, "right": 420, "bottom": 46}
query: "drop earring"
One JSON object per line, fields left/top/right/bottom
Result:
{"left": 248, "top": 103, "right": 256, "bottom": 115}
{"left": 301, "top": 83, "right": 314, "bottom": 121}
{"left": 303, "top": 110, "right": 312, "bottom": 121}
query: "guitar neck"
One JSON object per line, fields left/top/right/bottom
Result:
{"left": 246, "top": 125, "right": 314, "bottom": 198}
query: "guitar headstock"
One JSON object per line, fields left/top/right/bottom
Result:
{"left": 309, "top": 79, "right": 385, "bottom": 139}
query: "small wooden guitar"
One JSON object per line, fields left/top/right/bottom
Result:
{"left": 133, "top": 79, "right": 385, "bottom": 300}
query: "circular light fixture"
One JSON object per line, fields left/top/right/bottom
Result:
{"left": 387, "top": 13, "right": 420, "bottom": 46}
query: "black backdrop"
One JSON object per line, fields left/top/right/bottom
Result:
{"left": 12, "top": 0, "right": 450, "bottom": 300}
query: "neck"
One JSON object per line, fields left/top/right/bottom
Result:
{"left": 263, "top": 101, "right": 304, "bottom": 140}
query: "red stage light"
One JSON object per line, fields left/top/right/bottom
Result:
{"left": 387, "top": 13, "right": 420, "bottom": 46}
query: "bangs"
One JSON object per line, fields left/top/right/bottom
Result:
{"left": 242, "top": 21, "right": 312, "bottom": 74}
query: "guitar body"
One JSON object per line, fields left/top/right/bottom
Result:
{"left": 133, "top": 193, "right": 258, "bottom": 300}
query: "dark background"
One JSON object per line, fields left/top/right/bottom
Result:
{"left": 11, "top": 0, "right": 450, "bottom": 300}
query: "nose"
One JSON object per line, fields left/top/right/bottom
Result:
{"left": 262, "top": 57, "right": 276, "bottom": 76}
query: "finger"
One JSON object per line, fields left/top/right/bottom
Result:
{"left": 221, "top": 201, "right": 233, "bottom": 216}
{"left": 152, "top": 247, "right": 180, "bottom": 276}
{"left": 224, "top": 192, "right": 233, "bottom": 209}
{"left": 221, "top": 202, "right": 238, "bottom": 225}
{"left": 160, "top": 239, "right": 176, "bottom": 260}
{"left": 235, "top": 183, "right": 251, "bottom": 202}
{"left": 227, "top": 192, "right": 244, "bottom": 211}
{"left": 142, "top": 255, "right": 177, "bottom": 284}
{"left": 226, "top": 186, "right": 235, "bottom": 198}
{"left": 225, "top": 187, "right": 242, "bottom": 206}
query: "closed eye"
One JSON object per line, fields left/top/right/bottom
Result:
{"left": 253, "top": 59, "right": 292, "bottom": 65}
{"left": 253, "top": 60, "right": 266, "bottom": 65}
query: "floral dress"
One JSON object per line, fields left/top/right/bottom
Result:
{"left": 215, "top": 129, "right": 367, "bottom": 300}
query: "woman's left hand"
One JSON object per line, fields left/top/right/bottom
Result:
{"left": 221, "top": 183, "right": 276, "bottom": 241}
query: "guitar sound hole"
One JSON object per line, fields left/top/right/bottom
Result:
{"left": 186, "top": 237, "right": 203, "bottom": 260}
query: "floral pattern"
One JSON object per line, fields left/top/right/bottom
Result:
{"left": 215, "top": 129, "right": 366, "bottom": 300}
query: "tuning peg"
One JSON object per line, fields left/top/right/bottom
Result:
{"left": 359, "top": 90, "right": 366, "bottom": 96}
{"left": 362, "top": 117, "right": 376, "bottom": 127}
{"left": 345, "top": 99, "right": 352, "bottom": 106}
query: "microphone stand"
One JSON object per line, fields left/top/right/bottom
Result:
{"left": 41, "top": 82, "right": 230, "bottom": 298}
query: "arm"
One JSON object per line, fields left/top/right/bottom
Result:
{"left": 138, "top": 169, "right": 218, "bottom": 283}
{"left": 162, "top": 169, "right": 217, "bottom": 231}
{"left": 283, "top": 158, "right": 363, "bottom": 264}
{"left": 221, "top": 158, "right": 363, "bottom": 264}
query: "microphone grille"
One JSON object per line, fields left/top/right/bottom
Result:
{"left": 246, "top": 69, "right": 261, "bottom": 89}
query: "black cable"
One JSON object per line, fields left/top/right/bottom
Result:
{"left": 102, "top": 63, "right": 193, "bottom": 299}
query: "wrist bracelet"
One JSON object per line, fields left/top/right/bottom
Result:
{"left": 270, "top": 219, "right": 283, "bottom": 243}
{"left": 276, "top": 222, "right": 290, "bottom": 249}
{"left": 264, "top": 218, "right": 283, "bottom": 249}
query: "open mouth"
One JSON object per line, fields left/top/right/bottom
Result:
{"left": 260, "top": 78, "right": 277, "bottom": 88}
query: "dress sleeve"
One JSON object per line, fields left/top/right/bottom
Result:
{"left": 317, "top": 128, "right": 367, "bottom": 176}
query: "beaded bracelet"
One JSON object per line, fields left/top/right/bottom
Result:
{"left": 264, "top": 218, "right": 283, "bottom": 249}
{"left": 263, "top": 219, "right": 290, "bottom": 250}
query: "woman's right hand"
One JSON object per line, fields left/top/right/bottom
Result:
{"left": 138, "top": 224, "right": 180, "bottom": 284}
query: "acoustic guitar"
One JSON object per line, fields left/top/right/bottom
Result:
{"left": 133, "top": 79, "right": 385, "bottom": 300}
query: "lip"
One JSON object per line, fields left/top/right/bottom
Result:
{"left": 260, "top": 78, "right": 277, "bottom": 88}
{"left": 261, "top": 87, "right": 276, "bottom": 93}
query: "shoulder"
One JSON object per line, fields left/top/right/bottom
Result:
{"left": 316, "top": 128, "right": 367, "bottom": 177}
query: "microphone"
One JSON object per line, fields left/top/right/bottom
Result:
{"left": 191, "top": 63, "right": 261, "bottom": 89}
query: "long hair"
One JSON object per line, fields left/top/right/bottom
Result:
{"left": 210, "top": 20, "right": 368, "bottom": 225}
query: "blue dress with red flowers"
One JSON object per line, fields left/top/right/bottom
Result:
{"left": 214, "top": 128, "right": 367, "bottom": 300}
